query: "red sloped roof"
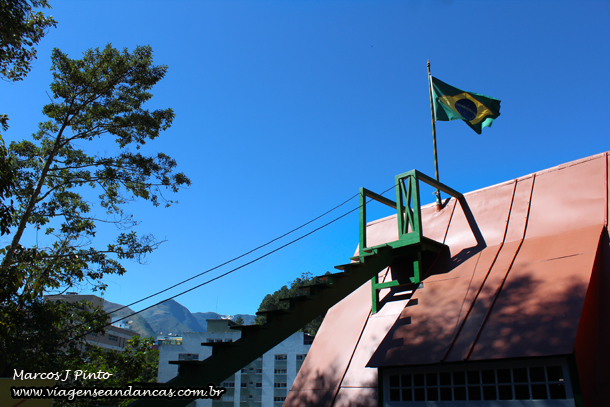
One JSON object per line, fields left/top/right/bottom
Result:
{"left": 285, "top": 152, "right": 610, "bottom": 407}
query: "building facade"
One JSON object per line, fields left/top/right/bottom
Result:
{"left": 46, "top": 293, "right": 139, "bottom": 351}
{"left": 158, "top": 319, "right": 313, "bottom": 406}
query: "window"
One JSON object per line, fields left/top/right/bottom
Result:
{"left": 224, "top": 338, "right": 232, "bottom": 342}
{"left": 108, "top": 335, "right": 119, "bottom": 342}
{"left": 274, "top": 396, "right": 287, "bottom": 402}
{"left": 178, "top": 353, "right": 198, "bottom": 361}
{"left": 255, "top": 368, "right": 263, "bottom": 374}
{"left": 386, "top": 358, "right": 571, "bottom": 403}
{"left": 241, "top": 382, "right": 247, "bottom": 388}
{"left": 255, "top": 382, "right": 262, "bottom": 388}
{"left": 275, "top": 354, "right": 287, "bottom": 360}
{"left": 274, "top": 383, "right": 287, "bottom": 388}
{"left": 274, "top": 369, "right": 287, "bottom": 374}
{"left": 207, "top": 339, "right": 214, "bottom": 343}
{"left": 241, "top": 368, "right": 248, "bottom": 374}
{"left": 296, "top": 354, "right": 306, "bottom": 361}
{"left": 215, "top": 339, "right": 223, "bottom": 343}
{"left": 222, "top": 382, "right": 235, "bottom": 388}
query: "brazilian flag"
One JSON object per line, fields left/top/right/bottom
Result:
{"left": 431, "top": 76, "right": 501, "bottom": 134}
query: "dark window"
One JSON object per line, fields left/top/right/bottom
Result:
{"left": 481, "top": 369, "right": 495, "bottom": 384}
{"left": 387, "top": 360, "right": 569, "bottom": 402}
{"left": 467, "top": 370, "right": 480, "bottom": 385}
{"left": 530, "top": 366, "right": 546, "bottom": 382}
{"left": 497, "top": 369, "right": 511, "bottom": 383}
{"left": 454, "top": 387, "right": 467, "bottom": 400}
{"left": 547, "top": 366, "right": 564, "bottom": 382}
{"left": 498, "top": 385, "right": 513, "bottom": 400}
{"left": 453, "top": 371, "right": 465, "bottom": 385}
{"left": 389, "top": 389, "right": 399, "bottom": 401}
{"left": 531, "top": 384, "right": 548, "bottom": 399}
{"left": 549, "top": 383, "right": 567, "bottom": 399}
{"left": 482, "top": 385, "right": 497, "bottom": 400}
{"left": 515, "top": 384, "right": 530, "bottom": 399}
{"left": 440, "top": 387, "right": 452, "bottom": 401}
{"left": 413, "top": 388, "right": 425, "bottom": 401}
{"left": 468, "top": 386, "right": 481, "bottom": 400}
{"left": 513, "top": 368, "right": 528, "bottom": 383}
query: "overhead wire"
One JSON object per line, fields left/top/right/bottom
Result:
{"left": 106, "top": 192, "right": 360, "bottom": 317}
{"left": 62, "top": 182, "right": 399, "bottom": 346}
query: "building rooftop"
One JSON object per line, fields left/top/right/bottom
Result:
{"left": 286, "top": 151, "right": 610, "bottom": 406}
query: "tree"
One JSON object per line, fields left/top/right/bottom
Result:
{"left": 55, "top": 336, "right": 159, "bottom": 407}
{"left": 1, "top": 0, "right": 57, "bottom": 133}
{"left": 234, "top": 316, "right": 245, "bottom": 325}
{"left": 0, "top": 0, "right": 57, "bottom": 82}
{"left": 255, "top": 272, "right": 327, "bottom": 335}
{"left": 0, "top": 44, "right": 190, "bottom": 375}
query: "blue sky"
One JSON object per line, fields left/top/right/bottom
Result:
{"left": 2, "top": 0, "right": 609, "bottom": 318}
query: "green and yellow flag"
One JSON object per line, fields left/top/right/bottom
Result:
{"left": 431, "top": 76, "right": 501, "bottom": 134}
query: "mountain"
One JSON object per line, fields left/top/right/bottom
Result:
{"left": 103, "top": 298, "right": 256, "bottom": 337}
{"left": 139, "top": 300, "right": 203, "bottom": 335}
{"left": 103, "top": 300, "right": 156, "bottom": 339}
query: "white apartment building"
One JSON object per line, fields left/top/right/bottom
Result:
{"left": 158, "top": 319, "right": 313, "bottom": 407}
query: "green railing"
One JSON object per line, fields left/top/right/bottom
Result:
{"left": 358, "top": 170, "right": 463, "bottom": 313}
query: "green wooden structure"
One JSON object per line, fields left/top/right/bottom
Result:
{"left": 128, "top": 170, "right": 461, "bottom": 407}
{"left": 358, "top": 170, "right": 462, "bottom": 313}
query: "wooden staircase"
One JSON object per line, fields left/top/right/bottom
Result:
{"left": 128, "top": 170, "right": 462, "bottom": 407}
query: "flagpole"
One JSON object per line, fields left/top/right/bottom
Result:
{"left": 427, "top": 61, "right": 442, "bottom": 210}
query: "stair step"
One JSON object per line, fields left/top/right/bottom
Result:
{"left": 168, "top": 360, "right": 210, "bottom": 366}
{"left": 279, "top": 294, "right": 315, "bottom": 306}
{"left": 201, "top": 340, "right": 240, "bottom": 347}
{"left": 334, "top": 261, "right": 362, "bottom": 271}
{"left": 255, "top": 308, "right": 292, "bottom": 321}
{"left": 311, "top": 272, "right": 347, "bottom": 284}
{"left": 299, "top": 281, "right": 331, "bottom": 290}
{"left": 229, "top": 324, "right": 269, "bottom": 339}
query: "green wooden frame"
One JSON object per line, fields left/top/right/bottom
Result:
{"left": 359, "top": 170, "right": 463, "bottom": 313}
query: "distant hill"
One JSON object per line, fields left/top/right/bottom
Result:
{"left": 104, "top": 299, "right": 255, "bottom": 337}
{"left": 140, "top": 300, "right": 203, "bottom": 335}
{"left": 103, "top": 300, "right": 156, "bottom": 339}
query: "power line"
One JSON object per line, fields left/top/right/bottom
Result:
{"left": 107, "top": 192, "right": 360, "bottom": 317}
{"left": 63, "top": 183, "right": 398, "bottom": 346}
